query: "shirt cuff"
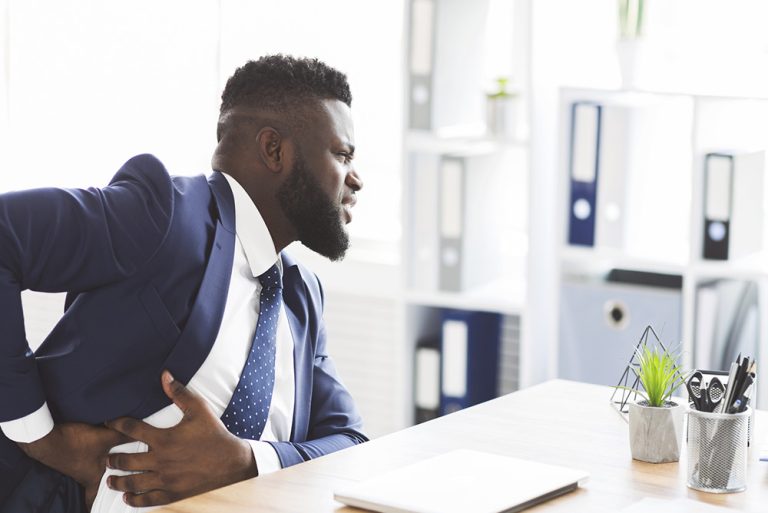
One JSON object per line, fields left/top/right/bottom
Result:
{"left": 247, "top": 440, "right": 282, "bottom": 476}
{"left": 0, "top": 402, "right": 54, "bottom": 443}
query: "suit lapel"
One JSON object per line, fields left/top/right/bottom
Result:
{"left": 165, "top": 172, "right": 236, "bottom": 383}
{"left": 134, "top": 172, "right": 235, "bottom": 416}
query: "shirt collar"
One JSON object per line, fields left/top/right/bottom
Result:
{"left": 221, "top": 172, "right": 282, "bottom": 279}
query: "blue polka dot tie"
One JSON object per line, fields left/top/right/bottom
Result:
{"left": 221, "top": 263, "right": 282, "bottom": 440}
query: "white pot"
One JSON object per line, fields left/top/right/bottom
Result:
{"left": 628, "top": 400, "right": 684, "bottom": 463}
{"left": 486, "top": 95, "right": 520, "bottom": 140}
{"left": 615, "top": 39, "right": 645, "bottom": 90}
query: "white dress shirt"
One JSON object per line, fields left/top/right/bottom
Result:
{"left": 1, "top": 172, "right": 296, "bottom": 512}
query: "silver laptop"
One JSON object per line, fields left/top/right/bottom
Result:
{"left": 334, "top": 449, "right": 589, "bottom": 513}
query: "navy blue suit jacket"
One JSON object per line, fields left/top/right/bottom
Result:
{"left": 0, "top": 154, "right": 367, "bottom": 505}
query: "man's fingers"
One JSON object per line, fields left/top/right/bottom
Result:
{"left": 161, "top": 370, "right": 202, "bottom": 416}
{"left": 106, "top": 417, "right": 159, "bottom": 445}
{"left": 107, "top": 451, "right": 154, "bottom": 472}
{"left": 122, "top": 489, "right": 174, "bottom": 508}
{"left": 96, "top": 426, "right": 133, "bottom": 449}
{"left": 108, "top": 471, "right": 161, "bottom": 495}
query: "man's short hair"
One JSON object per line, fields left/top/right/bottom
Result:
{"left": 220, "top": 54, "right": 352, "bottom": 115}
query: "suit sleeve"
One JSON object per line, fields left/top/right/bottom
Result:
{"left": 0, "top": 154, "right": 174, "bottom": 423}
{"left": 267, "top": 276, "right": 368, "bottom": 467}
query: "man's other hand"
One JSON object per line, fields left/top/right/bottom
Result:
{"left": 106, "top": 371, "right": 258, "bottom": 507}
{"left": 18, "top": 422, "right": 129, "bottom": 510}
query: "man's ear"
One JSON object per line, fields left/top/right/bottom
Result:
{"left": 257, "top": 127, "right": 285, "bottom": 173}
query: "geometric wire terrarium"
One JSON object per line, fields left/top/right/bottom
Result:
{"left": 609, "top": 325, "right": 682, "bottom": 421}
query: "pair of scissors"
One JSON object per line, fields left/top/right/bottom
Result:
{"left": 686, "top": 371, "right": 725, "bottom": 412}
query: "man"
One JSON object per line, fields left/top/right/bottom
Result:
{"left": 0, "top": 54, "right": 367, "bottom": 512}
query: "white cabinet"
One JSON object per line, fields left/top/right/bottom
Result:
{"left": 555, "top": 86, "right": 768, "bottom": 406}
{"left": 401, "top": 0, "right": 532, "bottom": 424}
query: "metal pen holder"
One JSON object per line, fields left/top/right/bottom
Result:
{"left": 687, "top": 407, "right": 750, "bottom": 493}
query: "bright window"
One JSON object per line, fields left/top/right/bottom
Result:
{"left": 0, "top": 0, "right": 404, "bottom": 249}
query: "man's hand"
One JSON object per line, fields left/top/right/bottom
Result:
{"left": 18, "top": 422, "right": 129, "bottom": 510}
{"left": 106, "top": 371, "right": 258, "bottom": 507}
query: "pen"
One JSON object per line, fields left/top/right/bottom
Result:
{"left": 734, "top": 374, "right": 753, "bottom": 404}
{"left": 726, "top": 379, "right": 754, "bottom": 414}
{"left": 738, "top": 383, "right": 754, "bottom": 413}
{"left": 716, "top": 360, "right": 740, "bottom": 413}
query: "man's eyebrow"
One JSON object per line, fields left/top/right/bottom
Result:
{"left": 343, "top": 142, "right": 356, "bottom": 155}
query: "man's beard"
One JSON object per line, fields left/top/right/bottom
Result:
{"left": 277, "top": 155, "right": 350, "bottom": 261}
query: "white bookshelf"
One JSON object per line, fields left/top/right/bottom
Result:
{"left": 404, "top": 130, "right": 528, "bottom": 154}
{"left": 553, "top": 85, "right": 768, "bottom": 406}
{"left": 400, "top": 0, "right": 532, "bottom": 424}
{"left": 404, "top": 276, "right": 525, "bottom": 317}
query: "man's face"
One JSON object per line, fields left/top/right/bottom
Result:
{"left": 277, "top": 99, "right": 361, "bottom": 261}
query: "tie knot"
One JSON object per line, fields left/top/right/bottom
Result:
{"left": 258, "top": 263, "right": 282, "bottom": 290}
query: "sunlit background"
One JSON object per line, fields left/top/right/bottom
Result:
{"left": 2, "top": 0, "right": 768, "bottom": 438}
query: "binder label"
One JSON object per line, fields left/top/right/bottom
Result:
{"left": 442, "top": 320, "right": 468, "bottom": 397}
{"left": 705, "top": 155, "right": 732, "bottom": 221}
{"left": 415, "top": 348, "right": 440, "bottom": 409}
{"left": 439, "top": 159, "right": 463, "bottom": 238}
{"left": 410, "top": 0, "right": 434, "bottom": 75}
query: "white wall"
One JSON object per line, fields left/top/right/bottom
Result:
{"left": 0, "top": 0, "right": 404, "bottom": 247}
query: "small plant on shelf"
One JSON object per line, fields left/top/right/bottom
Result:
{"left": 618, "top": 0, "right": 644, "bottom": 40}
{"left": 616, "top": 0, "right": 646, "bottom": 88}
{"left": 485, "top": 76, "right": 521, "bottom": 140}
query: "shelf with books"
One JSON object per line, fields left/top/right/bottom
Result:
{"left": 401, "top": 0, "right": 532, "bottom": 425}
{"left": 404, "top": 275, "right": 526, "bottom": 317}
{"left": 560, "top": 246, "right": 688, "bottom": 278}
{"left": 688, "top": 259, "right": 768, "bottom": 282}
{"left": 404, "top": 129, "right": 528, "bottom": 155}
{"left": 555, "top": 86, "right": 768, "bottom": 406}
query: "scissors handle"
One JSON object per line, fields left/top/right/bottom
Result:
{"left": 705, "top": 377, "right": 725, "bottom": 411}
{"left": 686, "top": 372, "right": 705, "bottom": 411}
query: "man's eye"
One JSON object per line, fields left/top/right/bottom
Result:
{"left": 337, "top": 152, "right": 353, "bottom": 163}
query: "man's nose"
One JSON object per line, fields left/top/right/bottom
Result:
{"left": 346, "top": 170, "right": 363, "bottom": 192}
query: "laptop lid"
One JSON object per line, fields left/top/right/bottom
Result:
{"left": 333, "top": 449, "right": 589, "bottom": 513}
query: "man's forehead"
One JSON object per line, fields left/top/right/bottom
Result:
{"left": 317, "top": 98, "right": 354, "bottom": 144}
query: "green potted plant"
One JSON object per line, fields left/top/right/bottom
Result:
{"left": 486, "top": 76, "right": 521, "bottom": 140}
{"left": 616, "top": 0, "right": 645, "bottom": 89}
{"left": 625, "top": 343, "right": 688, "bottom": 463}
{"left": 618, "top": 0, "right": 644, "bottom": 40}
